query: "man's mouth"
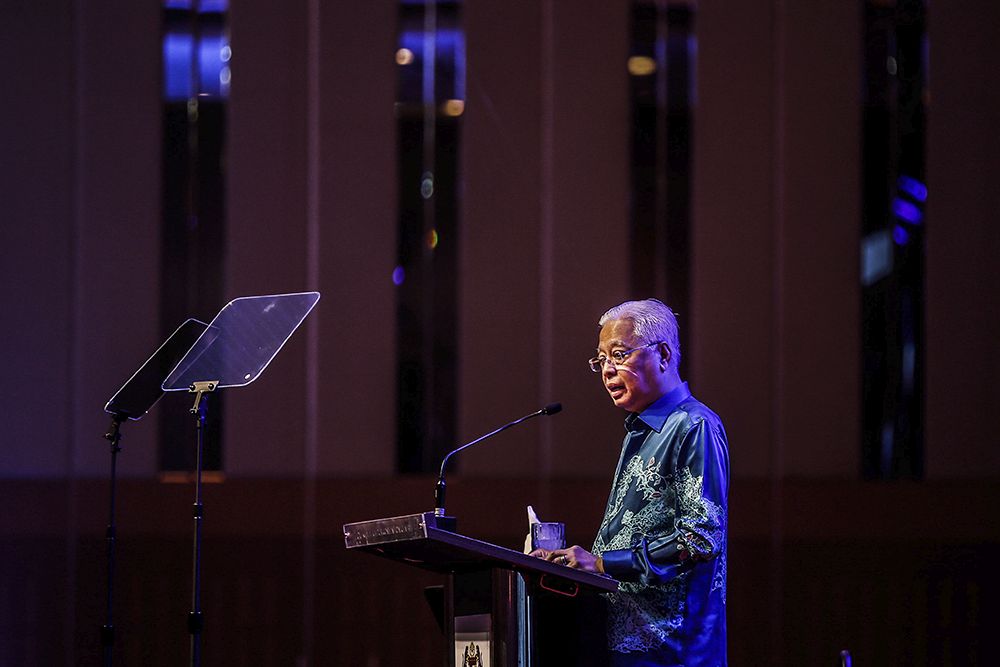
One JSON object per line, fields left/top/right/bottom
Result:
{"left": 606, "top": 383, "right": 625, "bottom": 400}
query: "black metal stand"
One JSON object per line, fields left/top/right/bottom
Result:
{"left": 187, "top": 381, "right": 216, "bottom": 667}
{"left": 101, "top": 414, "right": 125, "bottom": 667}
{"left": 152, "top": 292, "right": 319, "bottom": 664}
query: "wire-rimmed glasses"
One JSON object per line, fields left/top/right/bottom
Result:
{"left": 588, "top": 341, "right": 662, "bottom": 373}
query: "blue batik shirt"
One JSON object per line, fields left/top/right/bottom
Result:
{"left": 593, "top": 382, "right": 729, "bottom": 667}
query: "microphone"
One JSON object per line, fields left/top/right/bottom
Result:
{"left": 434, "top": 402, "right": 562, "bottom": 521}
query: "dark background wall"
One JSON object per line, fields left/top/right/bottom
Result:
{"left": 1, "top": 0, "right": 998, "bottom": 664}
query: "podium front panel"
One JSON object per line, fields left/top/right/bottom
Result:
{"left": 449, "top": 569, "right": 529, "bottom": 667}
{"left": 444, "top": 568, "right": 610, "bottom": 667}
{"left": 344, "top": 514, "right": 617, "bottom": 667}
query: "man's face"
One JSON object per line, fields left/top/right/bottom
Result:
{"left": 597, "top": 318, "right": 665, "bottom": 413}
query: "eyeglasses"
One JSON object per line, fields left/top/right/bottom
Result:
{"left": 588, "top": 341, "right": 662, "bottom": 373}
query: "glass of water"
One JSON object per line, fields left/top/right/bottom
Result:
{"left": 531, "top": 522, "right": 566, "bottom": 551}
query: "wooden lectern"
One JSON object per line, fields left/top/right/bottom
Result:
{"left": 344, "top": 512, "right": 618, "bottom": 667}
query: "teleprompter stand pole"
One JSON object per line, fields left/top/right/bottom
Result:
{"left": 101, "top": 414, "right": 126, "bottom": 667}
{"left": 154, "top": 292, "right": 320, "bottom": 664}
{"left": 187, "top": 380, "right": 217, "bottom": 667}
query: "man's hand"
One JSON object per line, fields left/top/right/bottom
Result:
{"left": 528, "top": 545, "right": 604, "bottom": 574}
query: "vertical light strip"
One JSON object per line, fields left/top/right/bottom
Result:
{"left": 538, "top": 0, "right": 556, "bottom": 507}
{"left": 654, "top": 0, "right": 669, "bottom": 295}
{"left": 66, "top": 0, "right": 86, "bottom": 660}
{"left": 302, "top": 0, "right": 322, "bottom": 661}
{"left": 420, "top": 0, "right": 438, "bottom": 470}
{"left": 768, "top": 0, "right": 787, "bottom": 657}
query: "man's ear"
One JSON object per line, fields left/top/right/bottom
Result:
{"left": 659, "top": 342, "right": 672, "bottom": 368}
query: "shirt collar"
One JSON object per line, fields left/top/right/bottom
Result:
{"left": 624, "top": 381, "right": 692, "bottom": 433}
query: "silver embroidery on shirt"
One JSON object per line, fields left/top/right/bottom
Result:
{"left": 593, "top": 457, "right": 726, "bottom": 653}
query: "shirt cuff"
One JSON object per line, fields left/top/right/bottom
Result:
{"left": 599, "top": 548, "right": 638, "bottom": 580}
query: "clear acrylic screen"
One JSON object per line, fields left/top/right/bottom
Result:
{"left": 104, "top": 318, "right": 209, "bottom": 419}
{"left": 162, "top": 291, "right": 320, "bottom": 391}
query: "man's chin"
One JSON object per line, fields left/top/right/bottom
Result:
{"left": 611, "top": 394, "right": 633, "bottom": 410}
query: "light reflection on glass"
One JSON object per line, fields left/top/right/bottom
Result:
{"left": 420, "top": 172, "right": 434, "bottom": 199}
{"left": 442, "top": 99, "right": 465, "bottom": 116}
{"left": 892, "top": 225, "right": 910, "bottom": 246}
{"left": 163, "top": 30, "right": 230, "bottom": 101}
{"left": 396, "top": 48, "right": 414, "bottom": 65}
{"left": 861, "top": 229, "right": 893, "bottom": 286}
{"left": 627, "top": 55, "right": 657, "bottom": 76}
{"left": 897, "top": 175, "right": 928, "bottom": 202}
{"left": 892, "top": 198, "right": 923, "bottom": 225}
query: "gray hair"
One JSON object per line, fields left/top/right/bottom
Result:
{"left": 599, "top": 298, "right": 682, "bottom": 369}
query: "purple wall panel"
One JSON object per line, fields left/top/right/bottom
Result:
{"left": 75, "top": 0, "right": 164, "bottom": 477}
{"left": 546, "top": 0, "right": 632, "bottom": 479}
{"left": 775, "top": 0, "right": 860, "bottom": 477}
{"left": 693, "top": 0, "right": 777, "bottom": 478}
{"left": 223, "top": 0, "right": 311, "bottom": 476}
{"left": 460, "top": 0, "right": 545, "bottom": 475}
{"left": 1, "top": 0, "right": 83, "bottom": 477}
{"left": 925, "top": 1, "right": 1000, "bottom": 478}
{"left": 315, "top": 0, "right": 398, "bottom": 475}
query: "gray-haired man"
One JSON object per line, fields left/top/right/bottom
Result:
{"left": 533, "top": 299, "right": 729, "bottom": 667}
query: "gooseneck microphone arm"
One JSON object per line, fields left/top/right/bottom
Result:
{"left": 434, "top": 402, "right": 562, "bottom": 517}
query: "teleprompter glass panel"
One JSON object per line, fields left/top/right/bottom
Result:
{"left": 105, "top": 319, "right": 209, "bottom": 419}
{"left": 162, "top": 292, "right": 320, "bottom": 391}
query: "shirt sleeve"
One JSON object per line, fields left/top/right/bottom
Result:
{"left": 601, "top": 416, "right": 729, "bottom": 585}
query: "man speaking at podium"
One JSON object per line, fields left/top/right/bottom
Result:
{"left": 532, "top": 299, "right": 729, "bottom": 667}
